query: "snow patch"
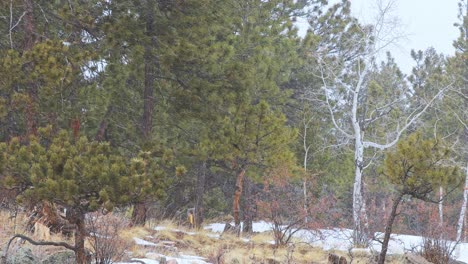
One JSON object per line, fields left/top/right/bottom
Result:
{"left": 123, "top": 222, "right": 468, "bottom": 263}
{"left": 133, "top": 237, "right": 157, "bottom": 247}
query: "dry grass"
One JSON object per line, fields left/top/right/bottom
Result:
{"left": 0, "top": 210, "right": 75, "bottom": 261}
{"left": 0, "top": 212, "right": 416, "bottom": 263}
{"left": 148, "top": 221, "right": 334, "bottom": 263}
{"left": 146, "top": 221, "right": 415, "bottom": 264}
{"left": 120, "top": 226, "right": 150, "bottom": 242}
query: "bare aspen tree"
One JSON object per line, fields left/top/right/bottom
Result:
{"left": 311, "top": 0, "right": 452, "bottom": 245}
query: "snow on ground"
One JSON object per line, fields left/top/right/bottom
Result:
{"left": 120, "top": 221, "right": 468, "bottom": 263}
{"left": 154, "top": 226, "right": 197, "bottom": 236}
{"left": 117, "top": 253, "right": 209, "bottom": 264}
{"left": 204, "top": 220, "right": 273, "bottom": 233}
{"left": 206, "top": 221, "right": 468, "bottom": 263}
{"left": 133, "top": 237, "right": 158, "bottom": 247}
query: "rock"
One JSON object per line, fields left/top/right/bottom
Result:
{"left": 7, "top": 248, "right": 40, "bottom": 264}
{"left": 41, "top": 251, "right": 75, "bottom": 264}
{"left": 339, "top": 256, "right": 348, "bottom": 264}
{"left": 403, "top": 253, "right": 433, "bottom": 264}
{"left": 167, "top": 260, "right": 178, "bottom": 264}
{"left": 328, "top": 253, "right": 340, "bottom": 264}
{"left": 328, "top": 253, "right": 348, "bottom": 264}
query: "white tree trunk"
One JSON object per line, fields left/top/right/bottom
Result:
{"left": 456, "top": 162, "right": 468, "bottom": 242}
{"left": 302, "top": 115, "right": 310, "bottom": 223}
{"left": 439, "top": 186, "right": 444, "bottom": 225}
{"left": 303, "top": 157, "right": 308, "bottom": 223}
{"left": 351, "top": 65, "right": 369, "bottom": 245}
{"left": 353, "top": 136, "right": 368, "bottom": 244}
{"left": 317, "top": 15, "right": 450, "bottom": 245}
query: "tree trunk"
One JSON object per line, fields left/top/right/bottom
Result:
{"left": 353, "top": 135, "right": 369, "bottom": 245}
{"left": 133, "top": 0, "right": 160, "bottom": 227}
{"left": 233, "top": 167, "right": 246, "bottom": 227}
{"left": 378, "top": 193, "right": 403, "bottom": 264}
{"left": 194, "top": 161, "right": 207, "bottom": 228}
{"left": 73, "top": 213, "right": 87, "bottom": 264}
{"left": 456, "top": 161, "right": 468, "bottom": 242}
{"left": 302, "top": 117, "right": 310, "bottom": 223}
{"left": 350, "top": 69, "right": 369, "bottom": 246}
{"left": 95, "top": 106, "right": 113, "bottom": 142}
{"left": 23, "top": 0, "right": 35, "bottom": 50}
{"left": 23, "top": 0, "right": 38, "bottom": 136}
{"left": 242, "top": 178, "right": 253, "bottom": 233}
{"left": 141, "top": 0, "right": 158, "bottom": 140}
{"left": 131, "top": 202, "right": 147, "bottom": 226}
{"left": 439, "top": 186, "right": 444, "bottom": 225}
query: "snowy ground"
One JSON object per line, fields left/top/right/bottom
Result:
{"left": 117, "top": 221, "right": 468, "bottom": 263}
{"left": 205, "top": 221, "right": 468, "bottom": 263}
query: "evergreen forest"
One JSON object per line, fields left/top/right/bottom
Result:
{"left": 0, "top": 0, "right": 467, "bottom": 263}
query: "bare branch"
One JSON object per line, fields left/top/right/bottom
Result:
{"left": 2, "top": 234, "right": 76, "bottom": 262}
{"left": 451, "top": 110, "right": 468, "bottom": 131}
{"left": 319, "top": 62, "right": 355, "bottom": 139}
{"left": 363, "top": 84, "right": 452, "bottom": 150}
{"left": 9, "top": 0, "right": 27, "bottom": 49}
{"left": 364, "top": 97, "right": 404, "bottom": 125}
{"left": 448, "top": 87, "right": 468, "bottom": 101}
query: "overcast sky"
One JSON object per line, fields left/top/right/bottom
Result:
{"left": 347, "top": 0, "right": 461, "bottom": 74}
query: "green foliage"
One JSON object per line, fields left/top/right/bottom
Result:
{"left": 203, "top": 187, "right": 229, "bottom": 219}
{"left": 0, "top": 0, "right": 464, "bottom": 233}
{"left": 124, "top": 149, "right": 173, "bottom": 205}
{"left": 1, "top": 130, "right": 117, "bottom": 211}
{"left": 383, "top": 133, "right": 460, "bottom": 198}
{"left": 205, "top": 101, "right": 296, "bottom": 168}
{"left": 0, "top": 129, "right": 170, "bottom": 216}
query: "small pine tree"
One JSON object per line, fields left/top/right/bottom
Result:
{"left": 377, "top": 132, "right": 460, "bottom": 264}
{"left": 0, "top": 127, "right": 166, "bottom": 264}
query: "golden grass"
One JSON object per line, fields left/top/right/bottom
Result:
{"left": 119, "top": 226, "right": 150, "bottom": 242}
{"left": 249, "top": 231, "right": 274, "bottom": 244}
{"left": 144, "top": 221, "right": 417, "bottom": 264}
{"left": 0, "top": 210, "right": 76, "bottom": 261}
{"left": 154, "top": 219, "right": 180, "bottom": 230}
{"left": 0, "top": 212, "right": 418, "bottom": 263}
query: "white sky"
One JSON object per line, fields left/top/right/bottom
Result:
{"left": 347, "top": 0, "right": 461, "bottom": 74}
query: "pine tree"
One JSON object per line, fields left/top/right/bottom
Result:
{"left": 377, "top": 133, "right": 460, "bottom": 264}
{"left": 0, "top": 128, "right": 167, "bottom": 264}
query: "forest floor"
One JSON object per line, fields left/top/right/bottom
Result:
{"left": 1, "top": 211, "right": 467, "bottom": 263}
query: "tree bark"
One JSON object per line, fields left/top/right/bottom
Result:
{"left": 439, "top": 186, "right": 444, "bottom": 225}
{"left": 134, "top": 0, "right": 160, "bottom": 226}
{"left": 302, "top": 116, "right": 310, "bottom": 223}
{"left": 95, "top": 106, "right": 113, "bottom": 142}
{"left": 349, "top": 59, "right": 370, "bottom": 246}
{"left": 23, "top": 0, "right": 38, "bottom": 136}
{"left": 233, "top": 167, "right": 246, "bottom": 227}
{"left": 141, "top": 0, "right": 158, "bottom": 140}
{"left": 352, "top": 120, "right": 369, "bottom": 245}
{"left": 194, "top": 161, "right": 207, "bottom": 228}
{"left": 72, "top": 213, "right": 87, "bottom": 264}
{"left": 457, "top": 161, "right": 468, "bottom": 242}
{"left": 131, "top": 202, "right": 147, "bottom": 227}
{"left": 242, "top": 177, "right": 253, "bottom": 233}
{"left": 378, "top": 193, "right": 403, "bottom": 264}
{"left": 23, "top": 0, "right": 35, "bottom": 50}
